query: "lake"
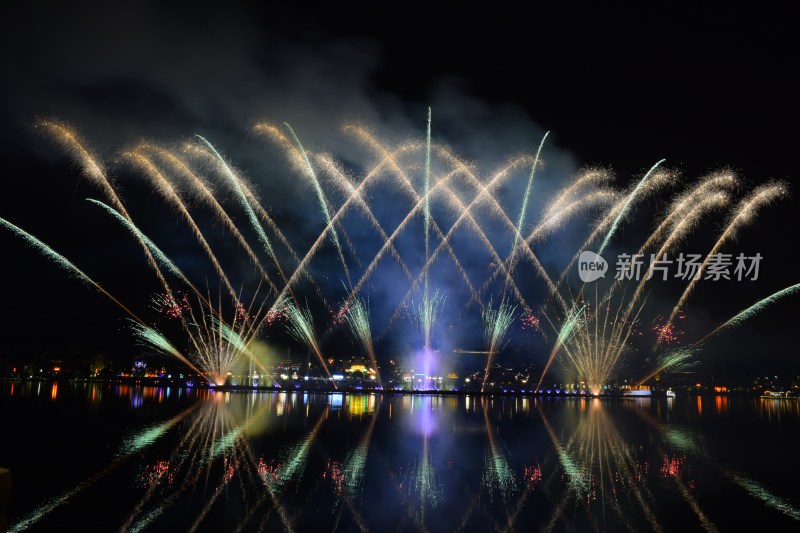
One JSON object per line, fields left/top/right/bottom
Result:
{"left": 1, "top": 381, "right": 799, "bottom": 531}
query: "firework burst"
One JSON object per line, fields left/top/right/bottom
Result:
{"left": 284, "top": 299, "right": 335, "bottom": 385}
{"left": 480, "top": 298, "right": 518, "bottom": 392}
{"left": 0, "top": 114, "right": 794, "bottom": 393}
{"left": 342, "top": 296, "right": 383, "bottom": 387}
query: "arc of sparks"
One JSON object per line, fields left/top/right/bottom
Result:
{"left": 480, "top": 297, "right": 519, "bottom": 392}
{"left": 665, "top": 182, "right": 788, "bottom": 329}
{"left": 124, "top": 150, "right": 240, "bottom": 302}
{"left": 284, "top": 299, "right": 335, "bottom": 386}
{"left": 342, "top": 294, "right": 383, "bottom": 388}
{"left": 698, "top": 282, "right": 800, "bottom": 344}
{"left": 283, "top": 122, "right": 354, "bottom": 289}
{"left": 138, "top": 144, "right": 279, "bottom": 295}
{"left": 0, "top": 216, "right": 145, "bottom": 325}
{"left": 38, "top": 119, "right": 172, "bottom": 293}
{"left": 502, "top": 131, "right": 549, "bottom": 299}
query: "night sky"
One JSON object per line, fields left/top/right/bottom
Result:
{"left": 1, "top": 1, "right": 798, "bottom": 377}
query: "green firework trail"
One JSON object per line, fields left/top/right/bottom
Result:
{"left": 129, "top": 321, "right": 206, "bottom": 379}
{"left": 86, "top": 199, "right": 190, "bottom": 285}
{"left": 194, "top": 135, "right": 278, "bottom": 262}
{"left": 343, "top": 295, "right": 383, "bottom": 387}
{"left": 480, "top": 297, "right": 519, "bottom": 392}
{"left": 504, "top": 132, "right": 549, "bottom": 291}
{"left": 0, "top": 215, "right": 146, "bottom": 324}
{"left": 284, "top": 298, "right": 334, "bottom": 383}
{"left": 411, "top": 288, "right": 446, "bottom": 349}
{"left": 598, "top": 159, "right": 666, "bottom": 256}
{"left": 283, "top": 122, "right": 352, "bottom": 289}
{"left": 700, "top": 283, "right": 800, "bottom": 342}
{"left": 638, "top": 346, "right": 699, "bottom": 385}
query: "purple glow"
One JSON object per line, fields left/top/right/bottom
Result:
{"left": 409, "top": 347, "right": 443, "bottom": 390}
{"left": 406, "top": 396, "right": 444, "bottom": 437}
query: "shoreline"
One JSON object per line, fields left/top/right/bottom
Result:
{"left": 0, "top": 377, "right": 772, "bottom": 398}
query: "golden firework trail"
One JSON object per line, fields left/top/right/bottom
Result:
{"left": 138, "top": 144, "right": 279, "bottom": 295}
{"left": 665, "top": 182, "right": 788, "bottom": 330}
{"left": 3, "top": 113, "right": 791, "bottom": 395}
{"left": 123, "top": 150, "right": 239, "bottom": 302}
{"left": 37, "top": 119, "right": 172, "bottom": 293}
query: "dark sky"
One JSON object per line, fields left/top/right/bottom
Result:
{"left": 1, "top": 1, "right": 798, "bottom": 377}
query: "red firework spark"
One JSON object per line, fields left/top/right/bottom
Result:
{"left": 257, "top": 456, "right": 281, "bottom": 482}
{"left": 235, "top": 302, "right": 250, "bottom": 323}
{"left": 324, "top": 459, "right": 345, "bottom": 493}
{"left": 652, "top": 312, "right": 685, "bottom": 344}
{"left": 521, "top": 308, "right": 540, "bottom": 331}
{"left": 137, "top": 459, "right": 174, "bottom": 489}
{"left": 523, "top": 463, "right": 543, "bottom": 484}
{"left": 266, "top": 304, "right": 290, "bottom": 326}
{"left": 159, "top": 292, "right": 189, "bottom": 319}
{"left": 332, "top": 304, "right": 349, "bottom": 326}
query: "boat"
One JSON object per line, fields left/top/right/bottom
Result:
{"left": 760, "top": 390, "right": 797, "bottom": 399}
{"left": 624, "top": 388, "right": 676, "bottom": 398}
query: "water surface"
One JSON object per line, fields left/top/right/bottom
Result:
{"left": 2, "top": 382, "right": 799, "bottom": 531}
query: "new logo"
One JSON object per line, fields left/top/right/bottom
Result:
{"left": 578, "top": 251, "right": 607, "bottom": 282}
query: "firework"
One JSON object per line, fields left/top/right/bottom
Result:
{"left": 520, "top": 308, "right": 540, "bottom": 331}
{"left": 666, "top": 182, "right": 788, "bottom": 328}
{"left": 503, "top": 132, "right": 548, "bottom": 293}
{"left": 411, "top": 289, "right": 446, "bottom": 351}
{"left": 266, "top": 303, "right": 290, "bottom": 326}
{"left": 342, "top": 296, "right": 383, "bottom": 387}
{"left": 124, "top": 150, "right": 239, "bottom": 301}
{"left": 190, "top": 136, "right": 293, "bottom": 303}
{"left": 698, "top": 283, "right": 800, "bottom": 344}
{"left": 480, "top": 297, "right": 519, "bottom": 392}
{"left": 37, "top": 120, "right": 173, "bottom": 293}
{"left": 423, "top": 108, "right": 432, "bottom": 332}
{"left": 139, "top": 144, "right": 279, "bottom": 294}
{"left": 284, "top": 299, "right": 334, "bottom": 385}
{"left": 0, "top": 216, "right": 146, "bottom": 325}
{"left": 130, "top": 322, "right": 207, "bottom": 380}
{"left": 283, "top": 123, "right": 353, "bottom": 288}
{"left": 2, "top": 114, "right": 794, "bottom": 393}
{"left": 86, "top": 199, "right": 196, "bottom": 291}
{"left": 154, "top": 292, "right": 189, "bottom": 319}
{"left": 598, "top": 160, "right": 666, "bottom": 256}
{"left": 651, "top": 313, "right": 685, "bottom": 345}
{"left": 58, "top": 199, "right": 263, "bottom": 383}
{"left": 342, "top": 128, "right": 477, "bottom": 311}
